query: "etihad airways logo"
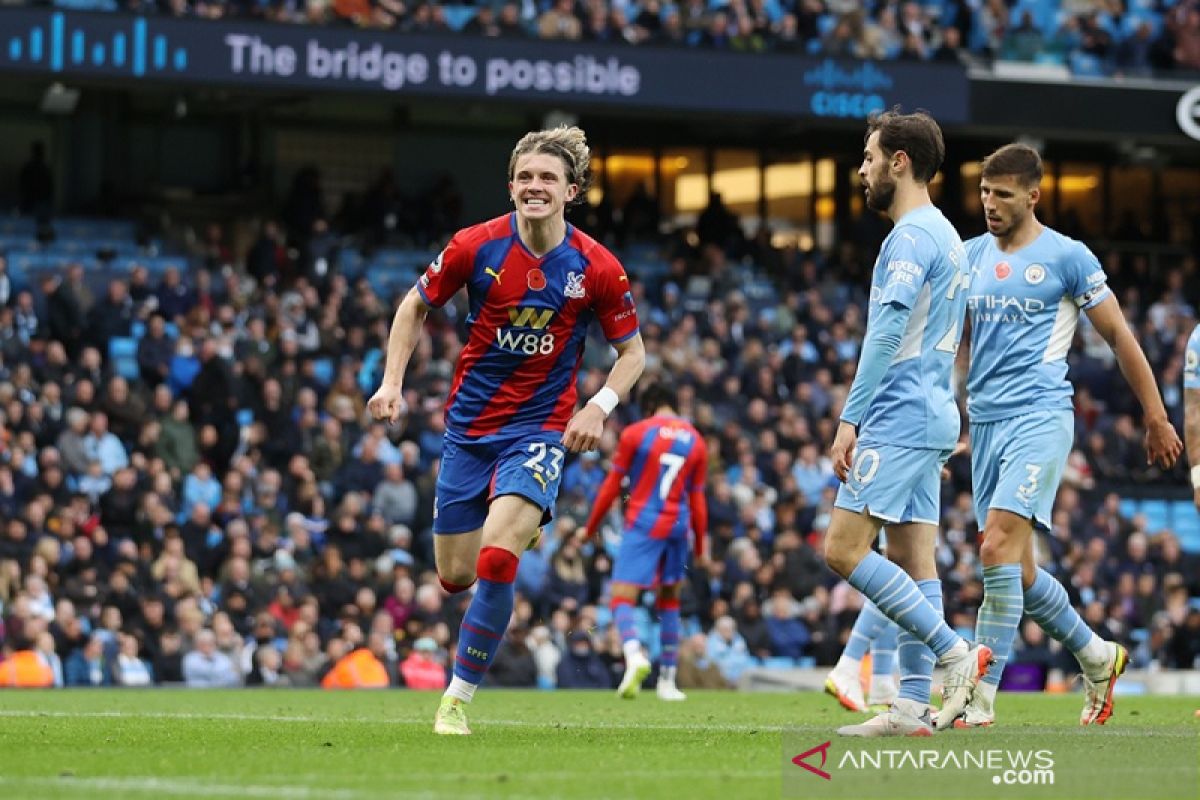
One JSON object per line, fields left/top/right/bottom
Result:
{"left": 968, "top": 294, "right": 1045, "bottom": 322}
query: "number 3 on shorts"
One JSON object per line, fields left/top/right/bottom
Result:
{"left": 851, "top": 448, "right": 882, "bottom": 485}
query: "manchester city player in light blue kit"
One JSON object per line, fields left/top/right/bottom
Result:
{"left": 950, "top": 143, "right": 1182, "bottom": 729}
{"left": 825, "top": 109, "right": 992, "bottom": 738}
{"left": 1186, "top": 322, "right": 1200, "bottom": 517}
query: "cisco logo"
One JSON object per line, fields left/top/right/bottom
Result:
{"left": 5, "top": 12, "right": 187, "bottom": 76}
{"left": 803, "top": 59, "right": 895, "bottom": 119}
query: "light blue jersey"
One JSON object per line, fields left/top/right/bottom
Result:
{"left": 856, "top": 205, "right": 970, "bottom": 451}
{"left": 966, "top": 227, "right": 1109, "bottom": 423}
{"left": 1185, "top": 323, "right": 1200, "bottom": 390}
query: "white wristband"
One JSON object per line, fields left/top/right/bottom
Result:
{"left": 587, "top": 386, "right": 619, "bottom": 417}
{"left": 1192, "top": 464, "right": 1200, "bottom": 490}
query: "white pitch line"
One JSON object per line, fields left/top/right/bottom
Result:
{"left": 0, "top": 777, "right": 566, "bottom": 800}
{"left": 0, "top": 709, "right": 788, "bottom": 733}
{"left": 0, "top": 776, "right": 364, "bottom": 799}
{"left": 0, "top": 709, "right": 1193, "bottom": 738}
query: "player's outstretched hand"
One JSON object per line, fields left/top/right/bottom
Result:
{"left": 562, "top": 404, "right": 605, "bottom": 453}
{"left": 1144, "top": 415, "right": 1182, "bottom": 469}
{"left": 830, "top": 421, "right": 857, "bottom": 482}
{"left": 367, "top": 384, "right": 407, "bottom": 424}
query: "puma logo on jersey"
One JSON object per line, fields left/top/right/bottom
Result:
{"left": 485, "top": 267, "right": 503, "bottom": 283}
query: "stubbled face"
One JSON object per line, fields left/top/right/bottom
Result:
{"left": 509, "top": 152, "right": 577, "bottom": 224}
{"left": 858, "top": 131, "right": 897, "bottom": 214}
{"left": 979, "top": 173, "right": 1039, "bottom": 238}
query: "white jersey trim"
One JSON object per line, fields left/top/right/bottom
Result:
{"left": 1042, "top": 295, "right": 1077, "bottom": 364}
{"left": 893, "top": 282, "right": 931, "bottom": 364}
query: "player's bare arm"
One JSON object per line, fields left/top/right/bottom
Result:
{"left": 1186, "top": 386, "right": 1200, "bottom": 508}
{"left": 1084, "top": 294, "right": 1182, "bottom": 468}
{"left": 562, "top": 332, "right": 646, "bottom": 453}
{"left": 367, "top": 287, "right": 431, "bottom": 424}
{"left": 830, "top": 421, "right": 857, "bottom": 483}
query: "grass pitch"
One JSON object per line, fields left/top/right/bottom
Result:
{"left": 0, "top": 689, "right": 1196, "bottom": 799}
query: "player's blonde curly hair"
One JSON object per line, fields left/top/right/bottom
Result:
{"left": 507, "top": 125, "right": 591, "bottom": 207}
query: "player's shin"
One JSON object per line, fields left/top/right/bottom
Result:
{"left": 447, "top": 546, "right": 520, "bottom": 703}
{"left": 1023, "top": 567, "right": 1109, "bottom": 673}
{"left": 611, "top": 596, "right": 641, "bottom": 659}
{"left": 657, "top": 596, "right": 681, "bottom": 683}
{"left": 974, "top": 563, "right": 1023, "bottom": 711}
{"left": 848, "top": 552, "right": 962, "bottom": 659}
{"left": 868, "top": 620, "right": 899, "bottom": 707}
{"left": 896, "top": 580, "right": 942, "bottom": 715}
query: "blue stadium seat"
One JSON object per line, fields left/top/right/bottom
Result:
{"left": 130, "top": 320, "right": 147, "bottom": 340}
{"left": 111, "top": 256, "right": 188, "bottom": 275}
{"left": 1177, "top": 529, "right": 1200, "bottom": 555}
{"left": 358, "top": 348, "right": 383, "bottom": 395}
{"left": 236, "top": 409, "right": 256, "bottom": 429}
{"left": 54, "top": 218, "right": 137, "bottom": 240}
{"left": 442, "top": 5, "right": 479, "bottom": 30}
{"left": 0, "top": 234, "right": 37, "bottom": 252}
{"left": 311, "top": 358, "right": 335, "bottom": 388}
{"left": 108, "top": 337, "right": 139, "bottom": 381}
{"left": 1068, "top": 51, "right": 1109, "bottom": 78}
{"left": 1140, "top": 499, "right": 1169, "bottom": 532}
{"left": 338, "top": 248, "right": 365, "bottom": 277}
{"left": 10, "top": 252, "right": 102, "bottom": 276}
{"left": 1118, "top": 498, "right": 1139, "bottom": 519}
{"left": 0, "top": 217, "right": 36, "bottom": 236}
{"left": 167, "top": 355, "right": 200, "bottom": 394}
{"left": 763, "top": 656, "right": 796, "bottom": 670}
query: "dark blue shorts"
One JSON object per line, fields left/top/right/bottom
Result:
{"left": 612, "top": 533, "right": 688, "bottom": 587}
{"left": 433, "top": 432, "right": 565, "bottom": 535}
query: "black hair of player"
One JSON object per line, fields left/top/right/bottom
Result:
{"left": 639, "top": 382, "right": 677, "bottom": 414}
{"left": 865, "top": 107, "right": 945, "bottom": 185}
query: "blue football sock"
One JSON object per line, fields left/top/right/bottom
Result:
{"left": 848, "top": 551, "right": 960, "bottom": 659}
{"left": 846, "top": 600, "right": 891, "bottom": 661}
{"left": 870, "top": 620, "right": 899, "bottom": 678}
{"left": 658, "top": 600, "right": 680, "bottom": 668}
{"left": 452, "top": 547, "right": 518, "bottom": 685}
{"left": 1023, "top": 567, "right": 1091, "bottom": 653}
{"left": 612, "top": 600, "right": 638, "bottom": 645}
{"left": 976, "top": 564, "right": 1023, "bottom": 687}
{"left": 897, "top": 579, "right": 942, "bottom": 704}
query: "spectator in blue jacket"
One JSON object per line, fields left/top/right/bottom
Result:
{"left": 706, "top": 615, "right": 750, "bottom": 685}
{"left": 764, "top": 588, "right": 810, "bottom": 659}
{"left": 182, "top": 629, "right": 241, "bottom": 687}
{"left": 64, "top": 634, "right": 114, "bottom": 687}
{"left": 556, "top": 631, "right": 611, "bottom": 689}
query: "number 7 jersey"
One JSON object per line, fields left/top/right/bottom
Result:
{"left": 597, "top": 414, "right": 708, "bottom": 541}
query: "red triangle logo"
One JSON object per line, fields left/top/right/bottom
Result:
{"left": 792, "top": 740, "right": 832, "bottom": 780}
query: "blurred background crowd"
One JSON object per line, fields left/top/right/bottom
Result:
{"left": 0, "top": 147, "right": 1198, "bottom": 693}
{"left": 12, "top": 0, "right": 1200, "bottom": 77}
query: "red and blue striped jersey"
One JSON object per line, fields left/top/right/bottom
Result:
{"left": 416, "top": 213, "right": 639, "bottom": 443}
{"left": 586, "top": 414, "right": 708, "bottom": 545}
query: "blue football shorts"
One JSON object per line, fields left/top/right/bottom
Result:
{"left": 612, "top": 532, "right": 688, "bottom": 587}
{"left": 834, "top": 439, "right": 952, "bottom": 525}
{"left": 432, "top": 431, "right": 565, "bottom": 535}
{"left": 970, "top": 408, "right": 1073, "bottom": 531}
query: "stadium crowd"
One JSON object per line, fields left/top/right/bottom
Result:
{"left": 17, "top": 0, "right": 1200, "bottom": 75}
{"left": 0, "top": 159, "right": 1198, "bottom": 692}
